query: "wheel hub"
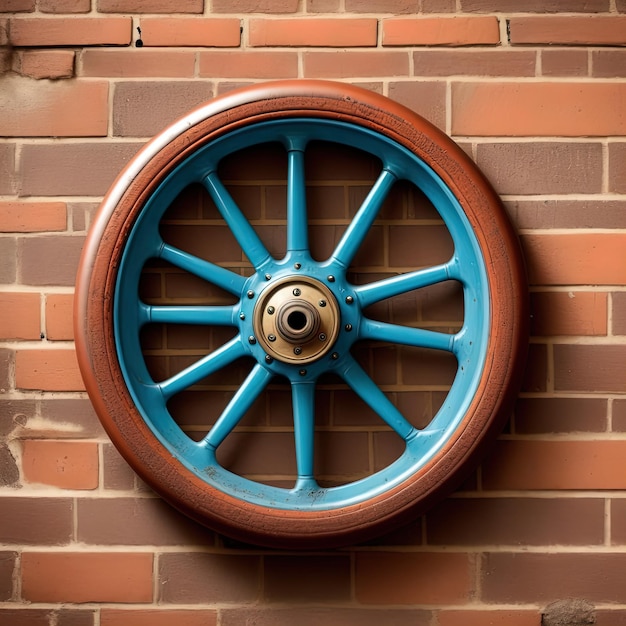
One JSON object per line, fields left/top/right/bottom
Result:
{"left": 254, "top": 276, "right": 340, "bottom": 364}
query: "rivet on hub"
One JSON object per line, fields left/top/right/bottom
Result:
{"left": 299, "top": 369, "right": 307, "bottom": 376}
{"left": 294, "top": 263, "right": 302, "bottom": 270}
{"left": 265, "top": 354, "right": 273, "bottom": 363}
{"left": 345, "top": 323, "right": 353, "bottom": 332}
{"left": 265, "top": 273, "right": 272, "bottom": 281}
{"left": 239, "top": 312, "right": 246, "bottom": 320}
{"left": 318, "top": 300, "right": 326, "bottom": 307}
{"left": 294, "top": 346, "right": 303, "bottom": 355}
{"left": 345, "top": 295, "right": 354, "bottom": 304}
{"left": 319, "top": 333, "right": 326, "bottom": 341}
{"left": 267, "top": 306, "right": 275, "bottom": 315}
{"left": 331, "top": 352, "right": 339, "bottom": 360}
{"left": 327, "top": 275, "right": 335, "bottom": 283}
{"left": 268, "top": 334, "right": 276, "bottom": 342}
{"left": 247, "top": 290, "right": 255, "bottom": 299}
{"left": 293, "top": 288, "right": 301, "bottom": 297}
{"left": 248, "top": 336, "right": 257, "bottom": 345}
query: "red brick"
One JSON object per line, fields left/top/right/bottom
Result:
{"left": 0, "top": 77, "right": 108, "bottom": 137}
{"left": 0, "top": 293, "right": 40, "bottom": 340}
{"left": 249, "top": 18, "right": 377, "bottom": 47}
{"left": 555, "top": 344, "right": 626, "bottom": 393}
{"left": 510, "top": 16, "right": 626, "bottom": 46}
{"left": 426, "top": 497, "right": 604, "bottom": 546}
{"left": 0, "top": 0, "right": 34, "bottom": 10}
{"left": 0, "top": 143, "right": 17, "bottom": 196}
{"left": 475, "top": 143, "right": 602, "bottom": 195}
{"left": 17, "top": 49, "right": 75, "bottom": 79}
{"left": 19, "top": 235, "right": 85, "bottom": 286}
{"left": 482, "top": 552, "right": 626, "bottom": 603}
{"left": 0, "top": 349, "right": 12, "bottom": 394}
{"left": 387, "top": 81, "right": 446, "bottom": 130}
{"left": 515, "top": 397, "right": 607, "bottom": 434}
{"left": 522, "top": 234, "right": 626, "bottom": 286}
{"left": 307, "top": 0, "right": 341, "bottom": 11}
{"left": 483, "top": 440, "right": 626, "bottom": 490}
{"left": 0, "top": 552, "right": 16, "bottom": 601}
{"left": 77, "top": 497, "right": 212, "bottom": 546}
{"left": 22, "top": 440, "right": 98, "bottom": 489}
{"left": 22, "top": 552, "right": 153, "bottom": 603}
{"left": 138, "top": 17, "right": 240, "bottom": 47}
{"left": 530, "top": 291, "right": 607, "bottom": 336}
{"left": 0, "top": 497, "right": 73, "bottom": 545}
{"left": 0, "top": 201, "right": 66, "bottom": 233}
{"left": 264, "top": 555, "right": 351, "bottom": 602}
{"left": 303, "top": 50, "right": 409, "bottom": 78}
{"left": 356, "top": 552, "right": 472, "bottom": 604}
{"left": 438, "top": 610, "right": 538, "bottom": 626}
{"left": 9, "top": 17, "right": 131, "bottom": 46}
{"left": 113, "top": 81, "right": 213, "bottom": 137}
{"left": 461, "top": 0, "right": 607, "bottom": 9}
{"left": 98, "top": 0, "right": 202, "bottom": 11}
{"left": 541, "top": 48, "right": 589, "bottom": 77}
{"left": 44, "top": 293, "right": 73, "bottom": 341}
{"left": 101, "top": 610, "right": 217, "bottom": 626}
{"left": 159, "top": 553, "right": 260, "bottom": 602}
{"left": 345, "top": 0, "right": 419, "bottom": 9}
{"left": 614, "top": 292, "right": 626, "bottom": 335}
{"left": 19, "top": 142, "right": 141, "bottom": 197}
{"left": 453, "top": 82, "right": 626, "bottom": 137}
{"left": 413, "top": 49, "right": 535, "bottom": 77}
{"left": 15, "top": 349, "right": 84, "bottom": 391}
{"left": 593, "top": 50, "right": 626, "bottom": 77}
{"left": 212, "top": 0, "right": 298, "bottom": 10}
{"left": 609, "top": 143, "right": 626, "bottom": 193}
{"left": 39, "top": 0, "right": 91, "bottom": 11}
{"left": 383, "top": 16, "right": 500, "bottom": 46}
{"left": 198, "top": 50, "right": 298, "bottom": 78}
{"left": 80, "top": 49, "right": 195, "bottom": 77}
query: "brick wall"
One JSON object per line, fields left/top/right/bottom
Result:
{"left": 1, "top": 1, "right": 625, "bottom": 625}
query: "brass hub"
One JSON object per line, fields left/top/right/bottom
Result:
{"left": 254, "top": 276, "right": 340, "bottom": 364}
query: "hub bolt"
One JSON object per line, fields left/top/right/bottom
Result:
{"left": 247, "top": 290, "right": 255, "bottom": 299}
{"left": 293, "top": 288, "right": 301, "bottom": 296}
{"left": 294, "top": 346, "right": 303, "bottom": 355}
{"left": 248, "top": 336, "right": 256, "bottom": 345}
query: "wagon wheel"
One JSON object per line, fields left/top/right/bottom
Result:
{"left": 75, "top": 81, "right": 528, "bottom": 548}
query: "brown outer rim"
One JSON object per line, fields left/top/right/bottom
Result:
{"left": 74, "top": 80, "right": 529, "bottom": 549}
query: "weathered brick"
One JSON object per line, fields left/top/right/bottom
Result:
{"left": 0, "top": 497, "right": 73, "bottom": 545}
{"left": 461, "top": 0, "right": 608, "bottom": 11}
{"left": 22, "top": 552, "right": 153, "bottom": 603}
{"left": 475, "top": 142, "right": 602, "bottom": 195}
{"left": 19, "top": 142, "right": 141, "bottom": 197}
{"left": 19, "top": 235, "right": 84, "bottom": 286}
{"left": 9, "top": 17, "right": 131, "bottom": 46}
{"left": 521, "top": 344, "right": 548, "bottom": 393}
{"left": 555, "top": 344, "right": 626, "bottom": 393}
{"left": 593, "top": 50, "right": 626, "bottom": 77}
{"left": 515, "top": 397, "right": 607, "bottom": 434}
{"left": 541, "top": 48, "right": 588, "bottom": 77}
{"left": 212, "top": 0, "right": 298, "bottom": 11}
{"left": 0, "top": 293, "right": 40, "bottom": 340}
{"left": 198, "top": 50, "right": 298, "bottom": 78}
{"left": 15, "top": 349, "right": 84, "bottom": 391}
{"left": 0, "top": 442, "right": 20, "bottom": 487}
{"left": 530, "top": 291, "right": 607, "bottom": 336}
{"left": 482, "top": 552, "right": 626, "bottom": 603}
{"left": 22, "top": 440, "right": 98, "bottom": 489}
{"left": 103, "top": 442, "right": 138, "bottom": 490}
{"left": 249, "top": 18, "right": 377, "bottom": 47}
{"left": 77, "top": 497, "right": 212, "bottom": 546}
{"left": 438, "top": 610, "right": 538, "bottom": 626}
{"left": 113, "top": 81, "right": 213, "bottom": 137}
{"left": 383, "top": 16, "right": 500, "bottom": 46}
{"left": 426, "top": 497, "right": 604, "bottom": 546}
{"left": 264, "top": 555, "right": 351, "bottom": 602}
{"left": 0, "top": 0, "right": 34, "bottom": 10}
{"left": 356, "top": 552, "right": 472, "bottom": 604}
{"left": 0, "top": 77, "right": 108, "bottom": 137}
{"left": 80, "top": 49, "right": 195, "bottom": 77}
{"left": 0, "top": 201, "right": 66, "bottom": 233}
{"left": 0, "top": 143, "right": 17, "bottom": 195}
{"left": 159, "top": 553, "right": 260, "bottom": 603}
{"left": 0, "top": 348, "right": 12, "bottom": 393}
{"left": 39, "top": 0, "right": 91, "bottom": 12}
{"left": 101, "top": 610, "right": 217, "bottom": 626}
{"left": 345, "top": 0, "right": 419, "bottom": 10}
{"left": 522, "top": 234, "right": 626, "bottom": 286}
{"left": 453, "top": 83, "right": 626, "bottom": 136}
{"left": 303, "top": 50, "right": 410, "bottom": 78}
{"left": 509, "top": 16, "right": 626, "bottom": 46}
{"left": 483, "top": 440, "right": 626, "bottom": 490}
{"left": 17, "top": 49, "right": 75, "bottom": 79}
{"left": 97, "top": 0, "right": 203, "bottom": 11}
{"left": 387, "top": 81, "right": 446, "bottom": 130}
{"left": 614, "top": 292, "right": 626, "bottom": 335}
{"left": 413, "top": 49, "right": 536, "bottom": 77}
{"left": 44, "top": 293, "right": 73, "bottom": 341}
{"left": 609, "top": 143, "right": 626, "bottom": 193}
{"left": 138, "top": 17, "right": 240, "bottom": 47}
{"left": 0, "top": 552, "right": 16, "bottom": 601}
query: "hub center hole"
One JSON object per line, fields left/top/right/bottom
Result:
{"left": 287, "top": 310, "right": 308, "bottom": 331}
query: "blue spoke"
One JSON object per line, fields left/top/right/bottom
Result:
{"left": 159, "top": 243, "right": 246, "bottom": 296}
{"left": 159, "top": 336, "right": 246, "bottom": 400}
{"left": 291, "top": 381, "right": 318, "bottom": 490}
{"left": 332, "top": 168, "right": 397, "bottom": 268}
{"left": 139, "top": 303, "right": 237, "bottom": 326}
{"left": 341, "top": 356, "right": 418, "bottom": 441}
{"left": 203, "top": 364, "right": 273, "bottom": 451}
{"left": 359, "top": 318, "right": 455, "bottom": 352}
{"left": 287, "top": 147, "right": 309, "bottom": 252}
{"left": 355, "top": 261, "right": 454, "bottom": 309}
{"left": 202, "top": 171, "right": 271, "bottom": 269}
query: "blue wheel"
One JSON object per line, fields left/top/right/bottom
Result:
{"left": 76, "top": 81, "right": 527, "bottom": 548}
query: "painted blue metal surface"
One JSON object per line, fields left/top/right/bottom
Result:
{"left": 113, "top": 117, "right": 489, "bottom": 511}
